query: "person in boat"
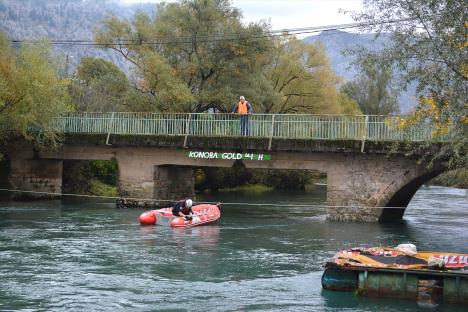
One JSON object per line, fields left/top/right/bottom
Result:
{"left": 232, "top": 95, "right": 253, "bottom": 135}
{"left": 172, "top": 199, "right": 194, "bottom": 220}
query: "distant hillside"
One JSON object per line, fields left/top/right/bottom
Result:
{"left": 304, "top": 30, "right": 417, "bottom": 113}
{"left": 0, "top": 0, "right": 155, "bottom": 72}
{"left": 304, "top": 30, "right": 388, "bottom": 81}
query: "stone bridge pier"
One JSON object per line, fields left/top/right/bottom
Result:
{"left": 8, "top": 158, "right": 63, "bottom": 199}
{"left": 115, "top": 154, "right": 154, "bottom": 199}
{"left": 6, "top": 147, "right": 63, "bottom": 198}
{"left": 115, "top": 154, "right": 195, "bottom": 202}
{"left": 153, "top": 165, "right": 195, "bottom": 201}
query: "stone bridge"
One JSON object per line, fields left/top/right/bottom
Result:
{"left": 3, "top": 113, "right": 444, "bottom": 222}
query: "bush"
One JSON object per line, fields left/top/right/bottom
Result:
{"left": 62, "top": 159, "right": 118, "bottom": 195}
{"left": 430, "top": 169, "right": 468, "bottom": 189}
{"left": 195, "top": 163, "right": 253, "bottom": 192}
{"left": 89, "top": 179, "right": 118, "bottom": 197}
{"left": 194, "top": 166, "right": 324, "bottom": 192}
{"left": 252, "top": 169, "right": 315, "bottom": 190}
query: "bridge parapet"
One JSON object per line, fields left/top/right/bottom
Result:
{"left": 50, "top": 113, "right": 433, "bottom": 142}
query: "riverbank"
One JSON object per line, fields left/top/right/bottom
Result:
{"left": 429, "top": 168, "right": 468, "bottom": 189}
{"left": 195, "top": 181, "right": 327, "bottom": 194}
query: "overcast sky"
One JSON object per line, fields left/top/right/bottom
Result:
{"left": 120, "top": 0, "right": 363, "bottom": 34}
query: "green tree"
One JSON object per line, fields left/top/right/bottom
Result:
{"left": 94, "top": 0, "right": 273, "bottom": 112}
{"left": 341, "top": 56, "right": 399, "bottom": 115}
{"left": 338, "top": 91, "right": 362, "bottom": 115}
{"left": 260, "top": 37, "right": 360, "bottom": 114}
{"left": 69, "top": 57, "right": 132, "bottom": 112}
{"left": 352, "top": 0, "right": 467, "bottom": 168}
{"left": 0, "top": 32, "right": 70, "bottom": 150}
{"left": 76, "top": 57, "right": 126, "bottom": 82}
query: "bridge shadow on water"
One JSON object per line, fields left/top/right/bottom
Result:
{"left": 0, "top": 156, "right": 10, "bottom": 202}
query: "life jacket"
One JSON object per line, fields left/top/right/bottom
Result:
{"left": 172, "top": 200, "right": 191, "bottom": 215}
{"left": 238, "top": 101, "right": 249, "bottom": 114}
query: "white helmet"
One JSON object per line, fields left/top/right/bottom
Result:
{"left": 185, "top": 199, "right": 193, "bottom": 208}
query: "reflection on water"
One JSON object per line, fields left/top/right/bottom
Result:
{"left": 0, "top": 186, "right": 467, "bottom": 311}
{"left": 172, "top": 225, "right": 221, "bottom": 248}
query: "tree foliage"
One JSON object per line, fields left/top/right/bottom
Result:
{"left": 338, "top": 91, "right": 362, "bottom": 115}
{"left": 0, "top": 32, "right": 70, "bottom": 146}
{"left": 341, "top": 55, "right": 399, "bottom": 115}
{"left": 95, "top": 0, "right": 273, "bottom": 112}
{"left": 76, "top": 57, "right": 127, "bottom": 83}
{"left": 260, "top": 37, "right": 360, "bottom": 114}
{"left": 95, "top": 0, "right": 359, "bottom": 114}
{"left": 69, "top": 57, "right": 132, "bottom": 112}
{"left": 352, "top": 0, "right": 467, "bottom": 168}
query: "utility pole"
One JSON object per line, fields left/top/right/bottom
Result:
{"left": 65, "top": 54, "right": 73, "bottom": 78}
{"left": 65, "top": 55, "right": 69, "bottom": 78}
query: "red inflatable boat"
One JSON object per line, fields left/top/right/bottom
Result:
{"left": 139, "top": 204, "right": 221, "bottom": 227}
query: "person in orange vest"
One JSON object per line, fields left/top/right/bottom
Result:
{"left": 232, "top": 96, "right": 253, "bottom": 135}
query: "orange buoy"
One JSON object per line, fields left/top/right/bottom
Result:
{"left": 139, "top": 212, "right": 157, "bottom": 225}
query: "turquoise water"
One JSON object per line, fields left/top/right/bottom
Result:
{"left": 0, "top": 186, "right": 467, "bottom": 311}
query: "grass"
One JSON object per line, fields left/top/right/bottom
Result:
{"left": 224, "top": 184, "right": 273, "bottom": 192}
{"left": 200, "top": 178, "right": 328, "bottom": 194}
{"left": 89, "top": 179, "right": 118, "bottom": 197}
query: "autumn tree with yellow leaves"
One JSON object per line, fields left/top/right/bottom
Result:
{"left": 0, "top": 32, "right": 70, "bottom": 155}
{"left": 352, "top": 0, "right": 467, "bottom": 169}
{"left": 259, "top": 37, "right": 360, "bottom": 114}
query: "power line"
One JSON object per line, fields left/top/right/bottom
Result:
{"left": 10, "top": 19, "right": 411, "bottom": 47}
{"left": 0, "top": 187, "right": 410, "bottom": 210}
{"left": 1, "top": 187, "right": 458, "bottom": 211}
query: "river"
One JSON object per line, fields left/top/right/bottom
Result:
{"left": 0, "top": 185, "right": 466, "bottom": 311}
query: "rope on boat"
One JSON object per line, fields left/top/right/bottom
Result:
{"left": 0, "top": 187, "right": 412, "bottom": 209}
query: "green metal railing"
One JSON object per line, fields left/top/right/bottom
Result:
{"left": 50, "top": 112, "right": 433, "bottom": 142}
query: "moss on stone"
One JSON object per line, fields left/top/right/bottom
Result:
{"left": 60, "top": 133, "right": 439, "bottom": 156}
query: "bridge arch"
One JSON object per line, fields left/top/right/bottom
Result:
{"left": 378, "top": 170, "right": 444, "bottom": 221}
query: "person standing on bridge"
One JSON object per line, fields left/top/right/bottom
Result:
{"left": 172, "top": 199, "right": 194, "bottom": 220}
{"left": 232, "top": 95, "right": 253, "bottom": 135}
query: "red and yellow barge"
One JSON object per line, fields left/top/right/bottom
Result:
{"left": 322, "top": 246, "right": 468, "bottom": 304}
